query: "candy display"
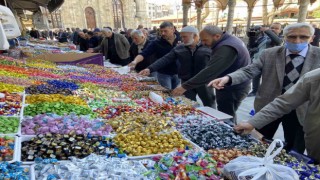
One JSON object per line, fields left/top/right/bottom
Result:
{"left": 21, "top": 114, "right": 112, "bottom": 135}
{"left": 26, "top": 94, "right": 87, "bottom": 106}
{"left": 0, "top": 162, "right": 30, "bottom": 180}
{"left": 0, "top": 82, "right": 24, "bottom": 93}
{"left": 24, "top": 102, "right": 94, "bottom": 117}
{"left": 25, "top": 84, "right": 73, "bottom": 95}
{"left": 208, "top": 148, "right": 252, "bottom": 164}
{"left": 143, "top": 150, "right": 222, "bottom": 179}
{"left": 0, "top": 136, "right": 15, "bottom": 162}
{"left": 114, "top": 130, "right": 190, "bottom": 156}
{"left": 0, "top": 53, "right": 310, "bottom": 179}
{"left": 248, "top": 143, "right": 320, "bottom": 179}
{"left": 21, "top": 134, "right": 117, "bottom": 161}
{"left": 0, "top": 117, "right": 19, "bottom": 134}
{"left": 47, "top": 80, "right": 79, "bottom": 91}
{"left": 108, "top": 112, "right": 175, "bottom": 134}
{"left": 182, "top": 122, "right": 256, "bottom": 150}
{"left": 34, "top": 155, "right": 148, "bottom": 179}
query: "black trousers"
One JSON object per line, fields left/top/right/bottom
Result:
{"left": 183, "top": 85, "right": 216, "bottom": 108}
{"left": 258, "top": 110, "right": 305, "bottom": 153}
{"left": 215, "top": 84, "right": 250, "bottom": 124}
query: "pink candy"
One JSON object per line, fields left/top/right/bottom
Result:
{"left": 22, "top": 114, "right": 113, "bottom": 135}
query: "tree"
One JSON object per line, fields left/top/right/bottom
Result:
{"left": 298, "top": 0, "right": 310, "bottom": 22}
{"left": 262, "top": 0, "right": 268, "bottom": 25}
{"left": 226, "top": 0, "right": 236, "bottom": 33}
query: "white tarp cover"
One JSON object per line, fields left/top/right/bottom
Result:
{"left": 0, "top": 5, "right": 21, "bottom": 38}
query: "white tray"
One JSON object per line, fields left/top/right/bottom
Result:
{"left": 0, "top": 135, "right": 19, "bottom": 163}
{"left": 197, "top": 106, "right": 233, "bottom": 120}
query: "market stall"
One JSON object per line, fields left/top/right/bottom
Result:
{"left": 0, "top": 54, "right": 319, "bottom": 180}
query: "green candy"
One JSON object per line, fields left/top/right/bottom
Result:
{"left": 0, "top": 116, "right": 19, "bottom": 134}
{"left": 24, "top": 102, "right": 95, "bottom": 117}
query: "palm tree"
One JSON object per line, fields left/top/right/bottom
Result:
{"left": 226, "top": 0, "right": 236, "bottom": 33}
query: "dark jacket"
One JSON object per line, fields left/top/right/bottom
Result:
{"left": 88, "top": 36, "right": 100, "bottom": 48}
{"left": 57, "top": 32, "right": 69, "bottom": 43}
{"left": 30, "top": 30, "right": 40, "bottom": 39}
{"left": 93, "top": 33, "right": 130, "bottom": 59}
{"left": 139, "top": 36, "right": 180, "bottom": 75}
{"left": 79, "top": 37, "right": 88, "bottom": 51}
{"left": 148, "top": 43, "right": 211, "bottom": 81}
{"left": 311, "top": 28, "right": 320, "bottom": 47}
{"left": 181, "top": 33, "right": 250, "bottom": 90}
{"left": 129, "top": 40, "right": 156, "bottom": 72}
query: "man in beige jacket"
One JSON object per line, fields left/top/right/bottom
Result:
{"left": 234, "top": 68, "right": 320, "bottom": 163}
{"left": 208, "top": 23, "right": 320, "bottom": 153}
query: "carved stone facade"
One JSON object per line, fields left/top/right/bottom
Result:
{"left": 59, "top": 0, "right": 149, "bottom": 30}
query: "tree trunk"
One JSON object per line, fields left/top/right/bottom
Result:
{"left": 215, "top": 9, "right": 220, "bottom": 26}
{"left": 182, "top": 3, "right": 190, "bottom": 26}
{"left": 262, "top": 0, "right": 268, "bottom": 25}
{"left": 226, "top": 0, "right": 236, "bottom": 33}
{"left": 246, "top": 7, "right": 253, "bottom": 32}
{"left": 197, "top": 8, "right": 202, "bottom": 30}
{"left": 298, "top": 0, "right": 310, "bottom": 22}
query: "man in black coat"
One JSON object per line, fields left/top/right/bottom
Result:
{"left": 129, "top": 30, "right": 155, "bottom": 73}
{"left": 311, "top": 24, "right": 320, "bottom": 47}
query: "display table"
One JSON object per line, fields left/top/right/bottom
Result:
{"left": 31, "top": 53, "right": 104, "bottom": 66}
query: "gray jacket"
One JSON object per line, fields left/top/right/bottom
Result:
{"left": 228, "top": 45, "right": 320, "bottom": 124}
{"left": 93, "top": 33, "right": 130, "bottom": 59}
{"left": 248, "top": 69, "right": 320, "bottom": 162}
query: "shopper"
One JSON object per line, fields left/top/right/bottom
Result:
{"left": 88, "top": 28, "right": 131, "bottom": 66}
{"left": 172, "top": 25, "right": 250, "bottom": 120}
{"left": 93, "top": 28, "right": 103, "bottom": 44}
{"left": 311, "top": 24, "right": 320, "bottom": 47}
{"left": 57, "top": 29, "right": 69, "bottom": 43}
{"left": 30, "top": 28, "right": 40, "bottom": 39}
{"left": 129, "top": 21, "right": 181, "bottom": 89}
{"left": 129, "top": 30, "right": 155, "bottom": 73}
{"left": 234, "top": 68, "right": 320, "bottom": 163}
{"left": 78, "top": 32, "right": 88, "bottom": 51}
{"left": 139, "top": 26, "right": 215, "bottom": 108}
{"left": 208, "top": 23, "right": 320, "bottom": 153}
{"left": 87, "top": 31, "right": 100, "bottom": 48}
{"left": 248, "top": 23, "right": 283, "bottom": 96}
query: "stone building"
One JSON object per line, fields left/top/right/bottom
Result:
{"left": 59, "top": 0, "right": 149, "bottom": 30}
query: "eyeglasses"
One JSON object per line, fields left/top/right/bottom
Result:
{"left": 286, "top": 35, "right": 311, "bottom": 40}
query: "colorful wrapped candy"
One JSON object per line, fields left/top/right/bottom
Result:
{"left": 0, "top": 136, "right": 15, "bottom": 161}
{"left": 26, "top": 94, "right": 87, "bottom": 106}
{"left": 143, "top": 150, "right": 222, "bottom": 180}
{"left": 22, "top": 114, "right": 112, "bottom": 136}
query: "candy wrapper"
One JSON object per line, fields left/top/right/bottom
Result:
{"left": 143, "top": 149, "right": 222, "bottom": 180}
{"left": 33, "top": 154, "right": 149, "bottom": 179}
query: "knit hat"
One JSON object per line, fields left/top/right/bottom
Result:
{"left": 180, "top": 26, "right": 199, "bottom": 34}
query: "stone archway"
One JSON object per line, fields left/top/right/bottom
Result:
{"left": 85, "top": 7, "right": 97, "bottom": 29}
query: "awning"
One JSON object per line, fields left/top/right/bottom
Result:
{"left": 6, "top": 0, "right": 64, "bottom": 14}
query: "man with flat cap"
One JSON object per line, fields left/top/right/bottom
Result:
{"left": 140, "top": 26, "right": 215, "bottom": 107}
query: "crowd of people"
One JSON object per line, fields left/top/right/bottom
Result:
{"left": 25, "top": 21, "right": 320, "bottom": 163}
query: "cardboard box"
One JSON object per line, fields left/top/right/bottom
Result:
{"left": 32, "top": 53, "right": 103, "bottom": 66}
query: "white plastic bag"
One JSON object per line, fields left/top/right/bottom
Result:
{"left": 0, "top": 5, "right": 21, "bottom": 39}
{"left": 149, "top": 92, "right": 164, "bottom": 104}
{"left": 223, "top": 139, "right": 299, "bottom": 180}
{"left": 0, "top": 21, "right": 9, "bottom": 50}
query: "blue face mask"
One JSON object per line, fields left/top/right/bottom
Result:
{"left": 285, "top": 42, "right": 308, "bottom": 52}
